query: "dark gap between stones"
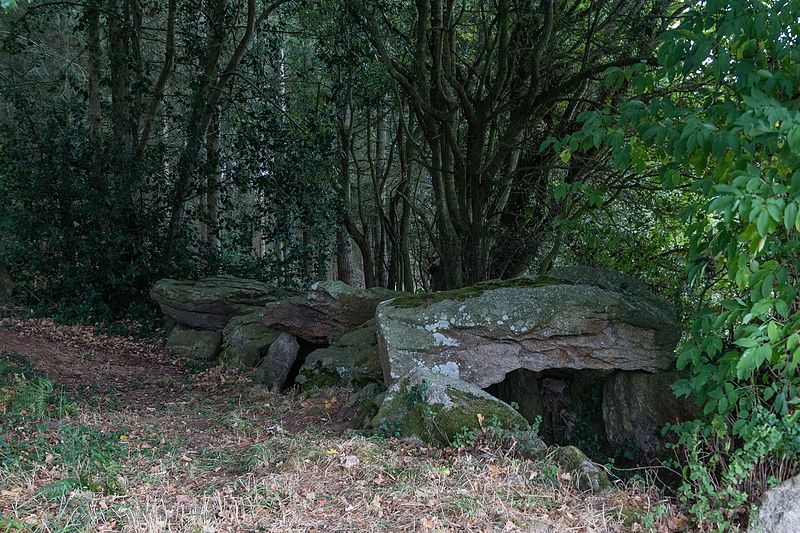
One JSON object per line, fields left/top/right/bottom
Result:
{"left": 484, "top": 368, "right": 610, "bottom": 458}
{"left": 282, "top": 338, "right": 326, "bottom": 391}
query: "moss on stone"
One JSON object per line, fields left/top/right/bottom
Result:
{"left": 219, "top": 311, "right": 281, "bottom": 367}
{"left": 343, "top": 383, "right": 386, "bottom": 427}
{"left": 373, "top": 368, "right": 528, "bottom": 445}
{"left": 430, "top": 388, "right": 529, "bottom": 442}
{"left": 297, "top": 365, "right": 341, "bottom": 389}
{"left": 298, "top": 318, "right": 382, "bottom": 389}
{"left": 546, "top": 445, "right": 610, "bottom": 492}
{"left": 389, "top": 276, "right": 567, "bottom": 309}
{"left": 151, "top": 276, "right": 290, "bottom": 306}
{"left": 506, "top": 429, "right": 548, "bottom": 458}
{"left": 166, "top": 327, "right": 222, "bottom": 359}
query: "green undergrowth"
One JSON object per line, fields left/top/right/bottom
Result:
{"left": 0, "top": 357, "right": 130, "bottom": 527}
{"left": 0, "top": 354, "right": 75, "bottom": 420}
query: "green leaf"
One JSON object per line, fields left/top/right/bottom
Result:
{"left": 767, "top": 202, "right": 782, "bottom": 222}
{"left": 717, "top": 396, "right": 729, "bottom": 414}
{"left": 755, "top": 344, "right": 771, "bottom": 369}
{"left": 757, "top": 209, "right": 770, "bottom": 236}
{"left": 776, "top": 299, "right": 790, "bottom": 318}
{"left": 785, "top": 202, "right": 798, "bottom": 231}
{"left": 767, "top": 321, "right": 780, "bottom": 343}
{"left": 761, "top": 272, "right": 774, "bottom": 298}
{"left": 737, "top": 348, "right": 756, "bottom": 379}
{"left": 788, "top": 126, "right": 800, "bottom": 154}
{"left": 734, "top": 337, "right": 759, "bottom": 348}
{"left": 787, "top": 332, "right": 800, "bottom": 350}
{"left": 750, "top": 299, "right": 773, "bottom": 315}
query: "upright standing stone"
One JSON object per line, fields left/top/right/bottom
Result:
{"left": 254, "top": 332, "right": 300, "bottom": 389}
{"left": 297, "top": 318, "right": 383, "bottom": 389}
{"left": 602, "top": 372, "right": 699, "bottom": 455}
{"left": 220, "top": 311, "right": 281, "bottom": 367}
{"left": 165, "top": 327, "right": 223, "bottom": 359}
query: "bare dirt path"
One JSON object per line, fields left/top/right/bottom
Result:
{"left": 0, "top": 317, "right": 188, "bottom": 408}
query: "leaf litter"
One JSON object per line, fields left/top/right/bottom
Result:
{"left": 0, "top": 317, "right": 684, "bottom": 532}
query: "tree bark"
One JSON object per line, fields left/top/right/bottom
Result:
{"left": 86, "top": 0, "right": 102, "bottom": 181}
{"left": 336, "top": 229, "right": 357, "bottom": 286}
{"left": 107, "top": 0, "right": 135, "bottom": 184}
{"left": 166, "top": 0, "right": 287, "bottom": 256}
{"left": 337, "top": 96, "right": 377, "bottom": 287}
{"left": 202, "top": 108, "right": 222, "bottom": 253}
{"left": 136, "top": 0, "right": 176, "bottom": 156}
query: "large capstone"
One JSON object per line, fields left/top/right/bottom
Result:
{"left": 376, "top": 267, "right": 680, "bottom": 387}
{"left": 297, "top": 318, "right": 383, "bottom": 389}
{"left": 150, "top": 276, "right": 298, "bottom": 331}
{"left": 372, "top": 367, "right": 528, "bottom": 446}
{"left": 263, "top": 281, "right": 401, "bottom": 344}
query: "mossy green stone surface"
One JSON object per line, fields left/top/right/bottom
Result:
{"left": 548, "top": 445, "right": 610, "bottom": 492}
{"left": 523, "top": 445, "right": 610, "bottom": 492}
{"left": 150, "top": 275, "right": 298, "bottom": 331}
{"left": 220, "top": 311, "right": 281, "bottom": 367}
{"left": 263, "top": 281, "right": 402, "bottom": 344}
{"left": 389, "top": 276, "right": 564, "bottom": 309}
{"left": 298, "top": 319, "right": 382, "bottom": 388}
{"left": 166, "top": 327, "right": 222, "bottom": 359}
{"left": 373, "top": 368, "right": 528, "bottom": 446}
{"left": 344, "top": 382, "right": 386, "bottom": 427}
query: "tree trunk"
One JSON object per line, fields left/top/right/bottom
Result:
{"left": 338, "top": 98, "right": 377, "bottom": 287}
{"left": 203, "top": 108, "right": 222, "bottom": 254}
{"left": 397, "top": 112, "right": 414, "bottom": 292}
{"left": 373, "top": 105, "right": 388, "bottom": 287}
{"left": 107, "top": 0, "right": 135, "bottom": 185}
{"left": 303, "top": 229, "right": 314, "bottom": 280}
{"left": 336, "top": 229, "right": 357, "bottom": 286}
{"left": 166, "top": 0, "right": 270, "bottom": 256}
{"left": 86, "top": 0, "right": 102, "bottom": 181}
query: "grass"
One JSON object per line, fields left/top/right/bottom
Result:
{"left": 0, "top": 323, "right": 682, "bottom": 532}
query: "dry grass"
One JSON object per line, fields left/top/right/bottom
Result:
{"left": 0, "top": 320, "right": 679, "bottom": 532}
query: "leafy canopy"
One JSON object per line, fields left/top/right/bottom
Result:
{"left": 552, "top": 0, "right": 800, "bottom": 524}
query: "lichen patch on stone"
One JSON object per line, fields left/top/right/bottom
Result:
{"left": 431, "top": 361, "right": 460, "bottom": 378}
{"left": 432, "top": 332, "right": 458, "bottom": 347}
